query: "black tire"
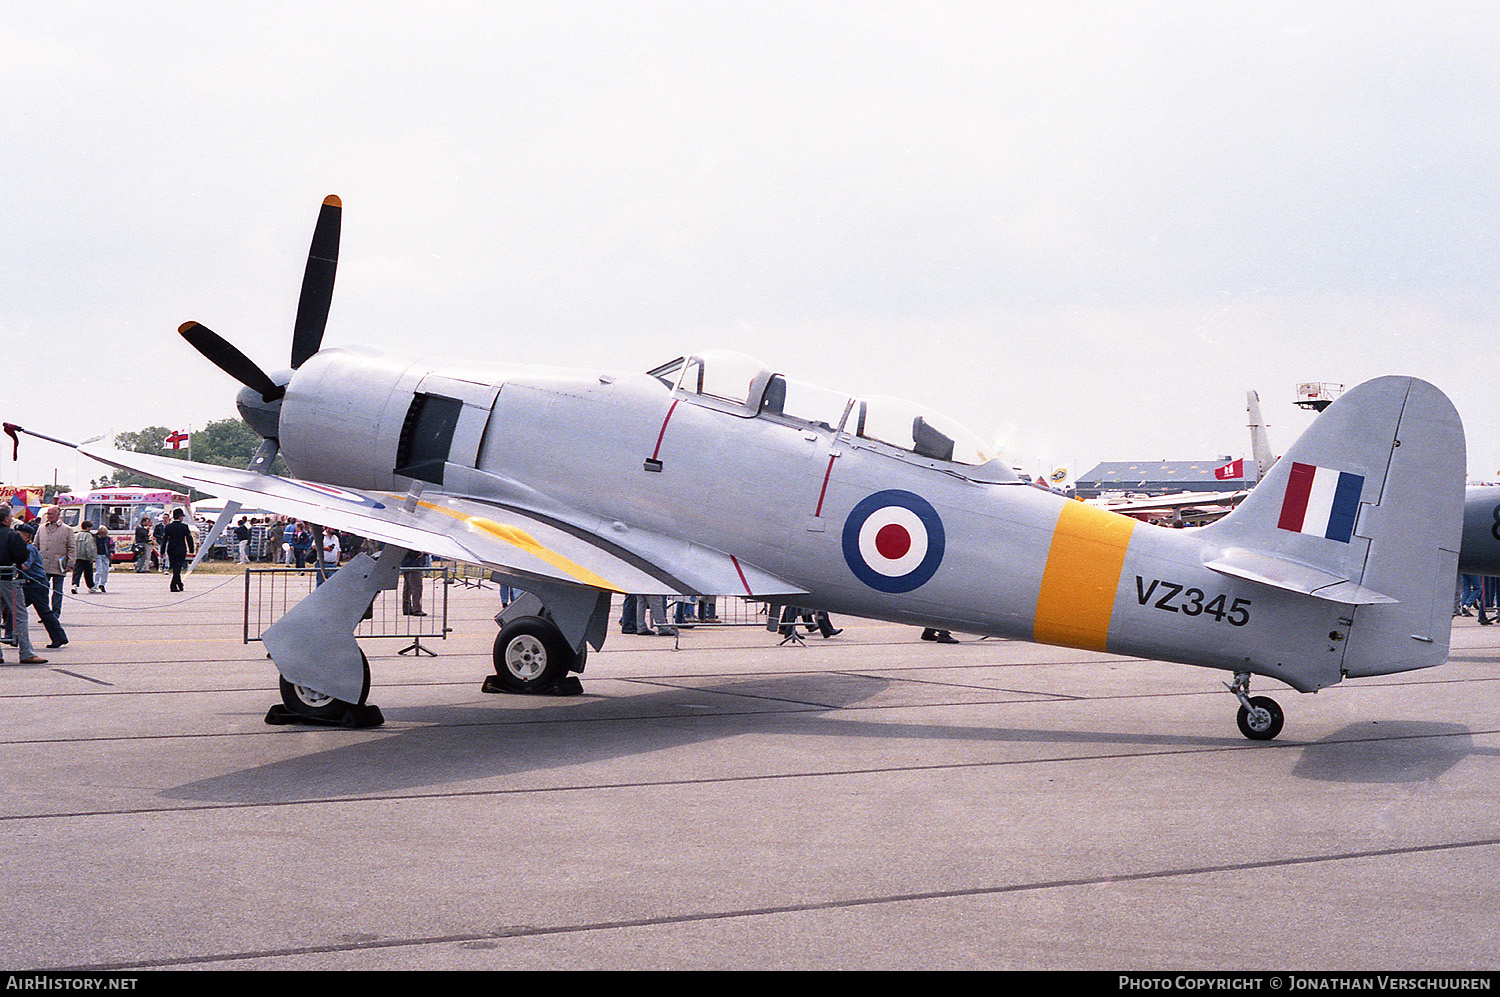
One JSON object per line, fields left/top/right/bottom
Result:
{"left": 492, "top": 616, "right": 576, "bottom": 693}
{"left": 279, "top": 651, "right": 371, "bottom": 719}
{"left": 1236, "top": 695, "right": 1285, "bottom": 741}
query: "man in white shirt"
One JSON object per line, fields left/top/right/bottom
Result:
{"left": 315, "top": 526, "right": 341, "bottom": 587}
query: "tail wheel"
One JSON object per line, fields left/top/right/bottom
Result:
{"left": 1236, "top": 695, "right": 1285, "bottom": 741}
{"left": 279, "top": 651, "right": 371, "bottom": 720}
{"left": 493, "top": 616, "right": 576, "bottom": 693}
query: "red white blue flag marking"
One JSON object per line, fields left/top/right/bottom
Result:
{"left": 1277, "top": 462, "right": 1363, "bottom": 543}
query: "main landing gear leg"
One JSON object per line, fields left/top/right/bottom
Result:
{"left": 261, "top": 550, "right": 402, "bottom": 728}
{"left": 1225, "top": 671, "right": 1284, "bottom": 741}
{"left": 482, "top": 585, "right": 609, "bottom": 696}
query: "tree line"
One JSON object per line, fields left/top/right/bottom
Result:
{"left": 93, "top": 419, "right": 288, "bottom": 497}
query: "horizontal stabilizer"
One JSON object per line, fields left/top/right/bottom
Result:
{"left": 1204, "top": 547, "right": 1396, "bottom": 604}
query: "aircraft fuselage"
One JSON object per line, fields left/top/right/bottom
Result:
{"left": 275, "top": 348, "right": 1457, "bottom": 694}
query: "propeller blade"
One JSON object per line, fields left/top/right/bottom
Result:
{"left": 178, "top": 322, "right": 285, "bottom": 402}
{"left": 290, "top": 194, "right": 341, "bottom": 369}
{"left": 246, "top": 436, "right": 280, "bottom": 474}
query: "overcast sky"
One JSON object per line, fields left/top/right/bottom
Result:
{"left": 5, "top": 1, "right": 1500, "bottom": 492}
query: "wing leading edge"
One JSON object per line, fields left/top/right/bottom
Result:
{"left": 77, "top": 444, "right": 804, "bottom": 598}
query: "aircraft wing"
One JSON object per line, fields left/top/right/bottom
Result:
{"left": 77, "top": 444, "right": 804, "bottom": 598}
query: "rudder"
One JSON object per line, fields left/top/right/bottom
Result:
{"left": 1202, "top": 376, "right": 1464, "bottom": 677}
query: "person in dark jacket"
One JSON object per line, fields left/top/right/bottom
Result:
{"left": 13, "top": 520, "right": 64, "bottom": 653}
{"left": 161, "top": 508, "right": 195, "bottom": 592}
{"left": 0, "top": 506, "right": 46, "bottom": 664}
{"left": 291, "top": 523, "right": 313, "bottom": 572}
{"left": 134, "top": 516, "right": 152, "bottom": 573}
{"left": 233, "top": 518, "right": 252, "bottom": 564}
{"left": 152, "top": 518, "right": 166, "bottom": 572}
{"left": 401, "top": 548, "right": 430, "bottom": 616}
{"left": 94, "top": 525, "right": 113, "bottom": 594}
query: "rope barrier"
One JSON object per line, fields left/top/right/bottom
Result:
{"left": 47, "top": 570, "right": 246, "bottom": 613}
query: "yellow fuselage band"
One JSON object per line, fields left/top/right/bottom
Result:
{"left": 1033, "top": 501, "right": 1137, "bottom": 651}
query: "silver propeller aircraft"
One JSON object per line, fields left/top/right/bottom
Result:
{"left": 1459, "top": 486, "right": 1500, "bottom": 577}
{"left": 21, "top": 197, "right": 1467, "bottom": 739}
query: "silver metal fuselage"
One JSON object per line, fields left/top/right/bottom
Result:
{"left": 277, "top": 348, "right": 1455, "bottom": 694}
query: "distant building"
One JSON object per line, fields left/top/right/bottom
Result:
{"left": 1074, "top": 457, "right": 1257, "bottom": 499}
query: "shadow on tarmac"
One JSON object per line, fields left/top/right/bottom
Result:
{"left": 159, "top": 672, "right": 1495, "bottom": 805}
{"left": 1291, "top": 720, "right": 1499, "bottom": 783}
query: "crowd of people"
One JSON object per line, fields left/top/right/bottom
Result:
{"left": 0, "top": 503, "right": 380, "bottom": 663}
{"left": 202, "top": 514, "right": 358, "bottom": 572}
{"left": 121, "top": 512, "right": 358, "bottom": 579}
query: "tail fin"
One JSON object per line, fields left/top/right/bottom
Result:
{"left": 1246, "top": 389, "right": 1276, "bottom": 480}
{"left": 1203, "top": 376, "right": 1464, "bottom": 676}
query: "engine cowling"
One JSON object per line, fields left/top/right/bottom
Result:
{"left": 278, "top": 346, "right": 430, "bottom": 491}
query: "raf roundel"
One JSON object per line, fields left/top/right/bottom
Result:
{"left": 842, "top": 490, "right": 946, "bottom": 593}
{"left": 288, "top": 481, "right": 387, "bottom": 510}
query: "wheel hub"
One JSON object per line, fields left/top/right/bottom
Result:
{"left": 293, "top": 684, "right": 335, "bottom": 708}
{"left": 505, "top": 634, "right": 547, "bottom": 680}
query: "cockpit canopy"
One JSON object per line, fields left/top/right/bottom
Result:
{"left": 651, "top": 351, "right": 1018, "bottom": 482}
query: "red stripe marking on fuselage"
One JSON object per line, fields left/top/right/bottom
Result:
{"left": 813, "top": 454, "right": 837, "bottom": 517}
{"left": 651, "top": 399, "right": 681, "bottom": 460}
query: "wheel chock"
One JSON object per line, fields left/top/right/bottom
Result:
{"left": 480, "top": 674, "right": 583, "bottom": 696}
{"left": 264, "top": 703, "right": 385, "bottom": 728}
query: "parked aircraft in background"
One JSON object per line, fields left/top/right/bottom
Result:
{"left": 1459, "top": 485, "right": 1500, "bottom": 576}
{"left": 1247, "top": 389, "right": 1277, "bottom": 480}
{"left": 11, "top": 198, "right": 1467, "bottom": 741}
{"left": 1088, "top": 488, "right": 1251, "bottom": 527}
{"left": 1080, "top": 391, "right": 1270, "bottom": 527}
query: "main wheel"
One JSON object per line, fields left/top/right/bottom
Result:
{"left": 279, "top": 651, "right": 371, "bottom": 720}
{"left": 493, "top": 616, "right": 576, "bottom": 693}
{"left": 1236, "top": 695, "right": 1285, "bottom": 741}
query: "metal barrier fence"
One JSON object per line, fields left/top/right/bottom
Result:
{"left": 446, "top": 561, "right": 494, "bottom": 589}
{"left": 661, "top": 595, "right": 769, "bottom": 628}
{"left": 624, "top": 594, "right": 779, "bottom": 650}
{"left": 243, "top": 565, "right": 449, "bottom": 655}
{"left": 626, "top": 596, "right": 849, "bottom": 649}
{"left": 243, "top": 567, "right": 795, "bottom": 659}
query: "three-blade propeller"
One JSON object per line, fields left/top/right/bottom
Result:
{"left": 177, "top": 194, "right": 342, "bottom": 404}
{"left": 175, "top": 195, "right": 342, "bottom": 571}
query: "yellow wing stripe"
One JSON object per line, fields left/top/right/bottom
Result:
{"left": 1033, "top": 501, "right": 1136, "bottom": 651}
{"left": 415, "top": 501, "right": 623, "bottom": 592}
